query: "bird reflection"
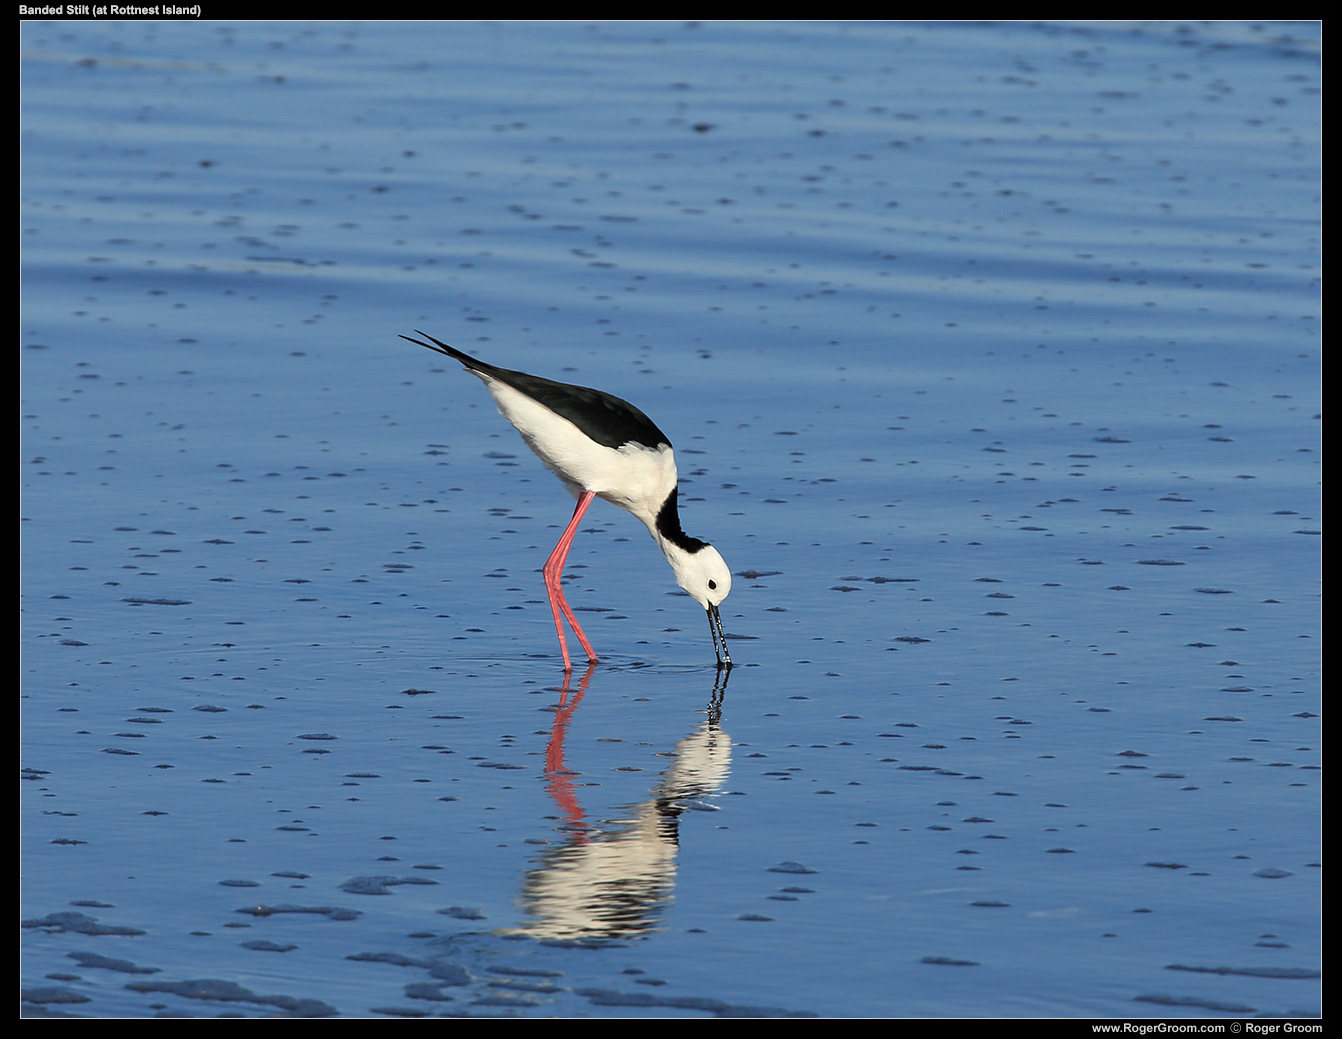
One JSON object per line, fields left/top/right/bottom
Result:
{"left": 506, "top": 666, "right": 731, "bottom": 941}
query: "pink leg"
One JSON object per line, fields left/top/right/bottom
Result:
{"left": 543, "top": 490, "right": 599, "bottom": 671}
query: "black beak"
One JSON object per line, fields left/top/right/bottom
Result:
{"left": 707, "top": 604, "right": 732, "bottom": 670}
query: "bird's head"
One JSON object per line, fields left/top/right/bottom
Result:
{"left": 661, "top": 540, "right": 733, "bottom": 669}
{"left": 663, "top": 540, "right": 732, "bottom": 610}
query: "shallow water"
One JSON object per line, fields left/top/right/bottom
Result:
{"left": 22, "top": 20, "right": 1319, "bottom": 1018}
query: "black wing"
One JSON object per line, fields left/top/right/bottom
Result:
{"left": 402, "top": 331, "right": 673, "bottom": 451}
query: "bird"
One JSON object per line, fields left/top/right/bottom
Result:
{"left": 402, "top": 331, "right": 732, "bottom": 672}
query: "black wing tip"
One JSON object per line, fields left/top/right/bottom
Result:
{"left": 400, "top": 330, "right": 452, "bottom": 355}
{"left": 401, "top": 331, "right": 484, "bottom": 373}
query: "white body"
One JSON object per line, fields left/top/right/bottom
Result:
{"left": 477, "top": 374, "right": 678, "bottom": 533}
{"left": 475, "top": 371, "right": 731, "bottom": 611}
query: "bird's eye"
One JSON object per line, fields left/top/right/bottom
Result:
{"left": 708, "top": 580, "right": 717, "bottom": 590}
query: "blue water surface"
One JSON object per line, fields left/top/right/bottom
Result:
{"left": 22, "top": 20, "right": 1319, "bottom": 1018}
